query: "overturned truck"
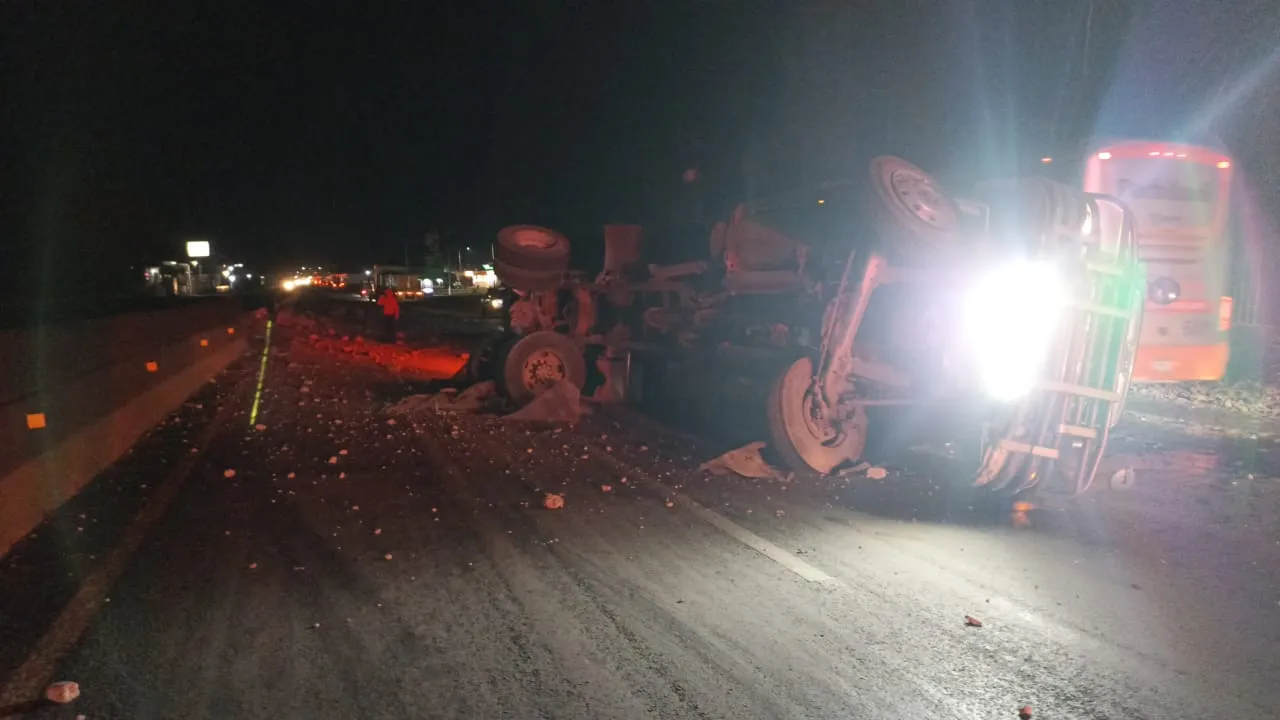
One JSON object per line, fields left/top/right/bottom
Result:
{"left": 480, "top": 156, "right": 1146, "bottom": 496}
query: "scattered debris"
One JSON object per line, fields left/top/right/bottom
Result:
{"left": 865, "top": 466, "right": 888, "bottom": 480}
{"left": 249, "top": 562, "right": 258, "bottom": 569}
{"left": 665, "top": 500, "right": 675, "bottom": 508}
{"left": 328, "top": 456, "right": 339, "bottom": 464}
{"left": 1011, "top": 500, "right": 1035, "bottom": 529}
{"left": 838, "top": 461, "right": 872, "bottom": 477}
{"left": 255, "top": 424, "right": 267, "bottom": 431}
{"left": 1129, "top": 379, "right": 1280, "bottom": 417}
{"left": 45, "top": 681, "right": 80, "bottom": 704}
{"left": 384, "top": 553, "right": 393, "bottom": 561}
{"left": 543, "top": 493, "right": 565, "bottom": 510}
{"left": 1019, "top": 706, "right": 1033, "bottom": 719}
{"left": 387, "top": 384, "right": 498, "bottom": 416}
{"left": 601, "top": 484, "right": 613, "bottom": 493}
{"left": 453, "top": 380, "right": 498, "bottom": 409}
{"left": 505, "top": 381, "right": 583, "bottom": 423}
{"left": 698, "top": 442, "right": 785, "bottom": 480}
{"left": 964, "top": 615, "right": 984, "bottom": 628}
{"left": 223, "top": 469, "right": 237, "bottom": 478}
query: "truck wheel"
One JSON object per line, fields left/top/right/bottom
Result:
{"left": 868, "top": 155, "right": 961, "bottom": 260}
{"left": 501, "top": 331, "right": 586, "bottom": 405}
{"left": 494, "top": 261, "right": 562, "bottom": 292}
{"left": 496, "top": 225, "right": 571, "bottom": 273}
{"left": 767, "top": 356, "right": 866, "bottom": 474}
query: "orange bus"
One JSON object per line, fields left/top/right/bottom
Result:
{"left": 1084, "top": 141, "right": 1235, "bottom": 382}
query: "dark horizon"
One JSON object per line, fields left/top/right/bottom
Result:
{"left": 3, "top": 0, "right": 1278, "bottom": 293}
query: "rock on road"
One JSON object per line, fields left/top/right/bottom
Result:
{"left": 1, "top": 318, "right": 1277, "bottom": 719}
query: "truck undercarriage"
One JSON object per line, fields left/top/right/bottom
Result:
{"left": 480, "top": 156, "right": 1146, "bottom": 496}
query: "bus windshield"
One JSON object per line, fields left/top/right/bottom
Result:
{"left": 1108, "top": 158, "right": 1222, "bottom": 235}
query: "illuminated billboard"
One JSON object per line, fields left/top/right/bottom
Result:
{"left": 186, "top": 240, "right": 211, "bottom": 258}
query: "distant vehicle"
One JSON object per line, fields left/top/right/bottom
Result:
{"left": 1084, "top": 141, "right": 1235, "bottom": 382}
{"left": 143, "top": 261, "right": 194, "bottom": 297}
{"left": 481, "top": 284, "right": 510, "bottom": 317}
{"left": 370, "top": 265, "right": 426, "bottom": 300}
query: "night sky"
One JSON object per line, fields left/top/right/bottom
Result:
{"left": 3, "top": 0, "right": 1278, "bottom": 297}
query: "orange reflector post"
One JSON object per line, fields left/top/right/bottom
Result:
{"left": 145, "top": 361, "right": 159, "bottom": 373}
{"left": 200, "top": 338, "right": 209, "bottom": 347}
{"left": 26, "top": 413, "right": 46, "bottom": 430}
{"left": 1219, "top": 296, "right": 1234, "bottom": 332}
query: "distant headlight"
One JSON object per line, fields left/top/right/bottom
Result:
{"left": 961, "top": 259, "right": 1070, "bottom": 401}
{"left": 488, "top": 297, "right": 504, "bottom": 309}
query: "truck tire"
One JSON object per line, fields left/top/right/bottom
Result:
{"left": 493, "top": 261, "right": 562, "bottom": 292}
{"left": 867, "top": 155, "right": 962, "bottom": 260}
{"left": 496, "top": 225, "right": 572, "bottom": 273}
{"left": 500, "top": 331, "right": 586, "bottom": 406}
{"left": 767, "top": 356, "right": 866, "bottom": 474}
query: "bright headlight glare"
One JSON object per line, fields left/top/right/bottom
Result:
{"left": 962, "top": 260, "right": 1069, "bottom": 401}
{"left": 489, "top": 298, "right": 504, "bottom": 309}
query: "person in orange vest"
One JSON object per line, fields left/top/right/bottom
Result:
{"left": 376, "top": 287, "right": 400, "bottom": 342}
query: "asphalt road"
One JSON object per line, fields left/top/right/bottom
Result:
{"left": 1, "top": 314, "right": 1278, "bottom": 719}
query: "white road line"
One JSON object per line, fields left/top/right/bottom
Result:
{"left": 587, "top": 448, "right": 839, "bottom": 586}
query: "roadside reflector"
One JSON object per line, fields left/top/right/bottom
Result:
{"left": 145, "top": 361, "right": 158, "bottom": 373}
{"left": 200, "top": 338, "right": 209, "bottom": 347}
{"left": 227, "top": 327, "right": 235, "bottom": 335}
{"left": 26, "top": 413, "right": 46, "bottom": 430}
{"left": 1219, "top": 296, "right": 1233, "bottom": 332}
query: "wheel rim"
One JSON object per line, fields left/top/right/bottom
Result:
{"left": 522, "top": 348, "right": 568, "bottom": 392}
{"left": 888, "top": 167, "right": 957, "bottom": 230}
{"left": 800, "top": 387, "right": 843, "bottom": 447}
{"left": 776, "top": 358, "right": 865, "bottom": 472}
